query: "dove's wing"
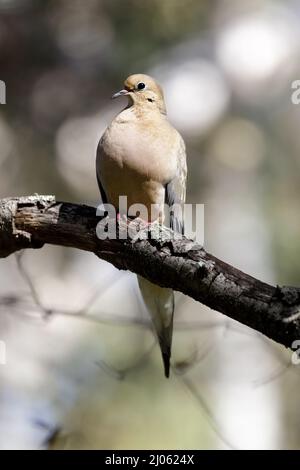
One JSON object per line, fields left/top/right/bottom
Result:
{"left": 164, "top": 136, "right": 187, "bottom": 234}
{"left": 96, "top": 140, "right": 108, "bottom": 204}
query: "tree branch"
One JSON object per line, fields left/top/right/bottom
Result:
{"left": 1, "top": 195, "right": 300, "bottom": 349}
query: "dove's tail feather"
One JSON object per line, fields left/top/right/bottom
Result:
{"left": 137, "top": 275, "right": 174, "bottom": 378}
{"left": 162, "top": 348, "right": 171, "bottom": 378}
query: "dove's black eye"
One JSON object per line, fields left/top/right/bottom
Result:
{"left": 137, "top": 82, "right": 145, "bottom": 90}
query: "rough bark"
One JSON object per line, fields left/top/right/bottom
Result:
{"left": 1, "top": 195, "right": 300, "bottom": 349}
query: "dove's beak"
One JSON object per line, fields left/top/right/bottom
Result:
{"left": 112, "top": 89, "right": 129, "bottom": 99}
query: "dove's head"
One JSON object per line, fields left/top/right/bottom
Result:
{"left": 112, "top": 74, "right": 166, "bottom": 114}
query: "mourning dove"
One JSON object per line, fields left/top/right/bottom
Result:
{"left": 96, "top": 74, "right": 187, "bottom": 377}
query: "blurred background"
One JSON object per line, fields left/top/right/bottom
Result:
{"left": 0, "top": 0, "right": 300, "bottom": 450}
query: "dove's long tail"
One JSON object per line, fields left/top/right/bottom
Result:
{"left": 137, "top": 275, "right": 174, "bottom": 378}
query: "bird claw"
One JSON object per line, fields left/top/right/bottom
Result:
{"left": 117, "top": 212, "right": 129, "bottom": 224}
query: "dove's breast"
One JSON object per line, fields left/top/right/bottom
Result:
{"left": 97, "top": 115, "right": 180, "bottom": 221}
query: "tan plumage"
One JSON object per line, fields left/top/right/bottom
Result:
{"left": 96, "top": 73, "right": 187, "bottom": 377}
